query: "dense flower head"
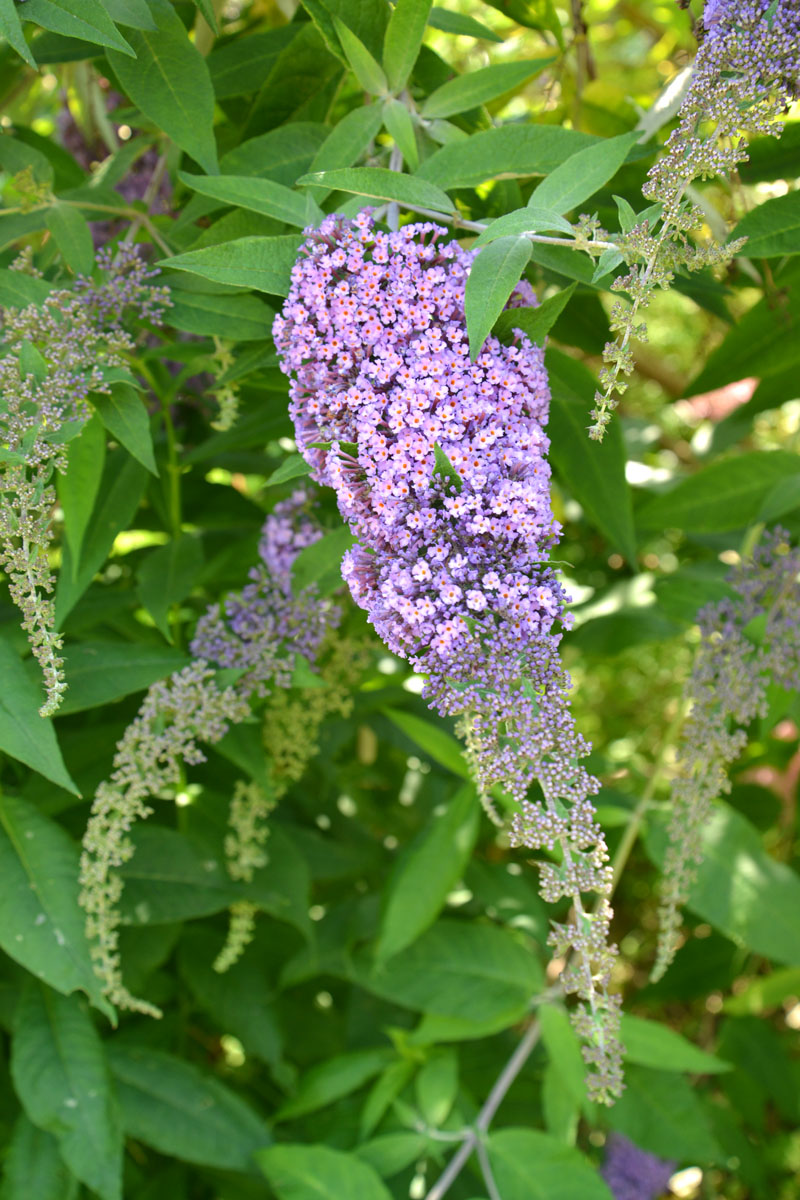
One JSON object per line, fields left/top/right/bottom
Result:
{"left": 275, "top": 212, "right": 623, "bottom": 1102}
{"left": 601, "top": 1134, "right": 675, "bottom": 1200}
{"left": 654, "top": 529, "right": 800, "bottom": 979}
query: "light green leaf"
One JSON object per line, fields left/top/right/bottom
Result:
{"left": 488, "top": 1128, "right": 614, "bottom": 1200}
{"left": 0, "top": 1114, "right": 78, "bottom": 1200}
{"left": 542, "top": 1061, "right": 579, "bottom": 1145}
{"left": 377, "top": 784, "right": 479, "bottom": 962}
{"left": 167, "top": 287, "right": 276, "bottom": 341}
{"left": 473, "top": 205, "right": 574, "bottom": 246}
{"left": 730, "top": 190, "right": 800, "bottom": 257}
{"left": 427, "top": 6, "right": 503, "bottom": 40}
{"left": 308, "top": 102, "right": 385, "bottom": 175}
{"left": 137, "top": 534, "right": 204, "bottom": 642}
{"left": 637, "top": 450, "right": 800, "bottom": 534}
{"left": 382, "top": 707, "right": 469, "bottom": 777}
{"left": 546, "top": 348, "right": 637, "bottom": 562}
{"left": 415, "top": 1048, "right": 458, "bottom": 1126}
{"left": 0, "top": 0, "right": 36, "bottom": 65}
{"left": 538, "top": 1004, "right": 586, "bottom": 1104}
{"left": 92, "top": 382, "right": 157, "bottom": 476}
{"left": 107, "top": 0, "right": 218, "bottom": 173}
{"left": 422, "top": 58, "right": 553, "bottom": 118}
{"left": 383, "top": 0, "right": 432, "bottom": 93}
{"left": 59, "top": 642, "right": 188, "bottom": 715}
{"left": 179, "top": 172, "right": 324, "bottom": 229}
{"left": 57, "top": 413, "right": 105, "bottom": 571}
{"left": 333, "top": 14, "right": 388, "bottom": 95}
{"left": 757, "top": 473, "right": 800, "bottom": 522}
{"left": 607, "top": 1066, "right": 721, "bottom": 1162}
{"left": 0, "top": 793, "right": 111, "bottom": 1012}
{"left": 19, "top": 0, "right": 133, "bottom": 54}
{"left": 382, "top": 98, "right": 419, "bottom": 169}
{"left": 164, "top": 235, "right": 303, "bottom": 296}
{"left": 44, "top": 203, "right": 93, "bottom": 275}
{"left": 723, "top": 967, "right": 800, "bottom": 1015}
{"left": 276, "top": 1048, "right": 394, "bottom": 1122}
{"left": 355, "top": 1133, "right": 428, "bottom": 1178}
{"left": 417, "top": 124, "right": 596, "bottom": 189}
{"left": 11, "top": 984, "right": 122, "bottom": 1200}
{"left": 0, "top": 640, "right": 78, "bottom": 793}
{"left": 108, "top": 1043, "right": 271, "bottom": 1170}
{"left": 361, "top": 919, "right": 542, "bottom": 1025}
{"left": 0, "top": 267, "right": 52, "bottom": 309}
{"left": 494, "top": 284, "right": 577, "bottom": 345}
{"left": 647, "top": 804, "right": 800, "bottom": 966}
{"left": 297, "top": 166, "right": 454, "bottom": 213}
{"left": 531, "top": 131, "right": 638, "bottom": 214}
{"left": 465, "top": 236, "right": 532, "bottom": 358}
{"left": 258, "top": 1144, "right": 392, "bottom": 1200}
{"left": 266, "top": 454, "right": 313, "bottom": 487}
{"left": 291, "top": 526, "right": 355, "bottom": 595}
{"left": 620, "top": 1014, "right": 732, "bottom": 1074}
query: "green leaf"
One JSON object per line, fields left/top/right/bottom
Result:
{"left": 415, "top": 1048, "right": 458, "bottom": 1126}
{"left": 57, "top": 413, "right": 105, "bottom": 571}
{"left": 19, "top": 0, "right": 133, "bottom": 54}
{"left": 167, "top": 287, "right": 276, "bottom": 341}
{"left": 494, "top": 284, "right": 576, "bottom": 344}
{"left": 427, "top": 6, "right": 503, "bottom": 40}
{"left": 730, "top": 189, "right": 800, "bottom": 257}
{"left": 636, "top": 450, "right": 800, "bottom": 533}
{"left": 538, "top": 1004, "right": 586, "bottom": 1104}
{"left": 56, "top": 453, "right": 147, "bottom": 626}
{"left": 291, "top": 526, "right": 355, "bottom": 595}
{"left": 648, "top": 804, "right": 800, "bottom": 966}
{"left": 59, "top": 642, "right": 188, "bottom": 715}
{"left": 108, "top": 1043, "right": 271, "bottom": 1170}
{"left": 422, "top": 58, "right": 553, "bottom": 118}
{"left": 488, "top": 1129, "right": 614, "bottom": 1200}
{"left": 723, "top": 967, "right": 800, "bottom": 1015}
{"left": 44, "top": 203, "right": 93, "bottom": 275}
{"left": 276, "top": 1048, "right": 394, "bottom": 1122}
{"left": 0, "top": 640, "right": 78, "bottom": 793}
{"left": 92, "top": 382, "right": 157, "bottom": 476}
{"left": 757, "top": 472, "right": 800, "bottom": 522}
{"left": 258, "top": 1144, "right": 392, "bottom": 1200}
{"left": 0, "top": 0, "right": 36, "bottom": 65}
{"left": 190, "top": 0, "right": 218, "bottom": 34}
{"left": 18, "top": 340, "right": 48, "bottom": 382}
{"left": 383, "top": 0, "right": 432, "bottom": 93}
{"left": 11, "top": 984, "right": 122, "bottom": 1200}
{"left": 620, "top": 1014, "right": 732, "bottom": 1074}
{"left": 266, "top": 454, "right": 312, "bottom": 487}
{"left": 0, "top": 794, "right": 113, "bottom": 1012}
{"left": 531, "top": 131, "right": 638, "bottom": 214}
{"left": 382, "top": 707, "right": 469, "bottom": 777}
{"left": 465, "top": 236, "right": 532, "bottom": 358}
{"left": 179, "top": 172, "right": 324, "bottom": 229}
{"left": 137, "top": 534, "right": 204, "bottom": 642}
{"left": 208, "top": 27, "right": 296, "bottom": 98}
{"left": 472, "top": 206, "right": 574, "bottom": 246}
{"left": 0, "top": 1114, "right": 78, "bottom": 1200}
{"left": 297, "top": 166, "right": 454, "bottom": 213}
{"left": 546, "top": 348, "right": 637, "bottom": 561}
{"left": 117, "top": 826, "right": 239, "bottom": 925}
{"left": 308, "top": 103, "right": 385, "bottom": 175}
{"left": 355, "top": 1133, "right": 428, "bottom": 1178}
{"left": 103, "top": 0, "right": 154, "bottom": 29}
{"left": 333, "top": 15, "right": 388, "bottom": 95}
{"left": 0, "top": 267, "right": 52, "bottom": 309}
{"left": 382, "top": 98, "right": 419, "bottom": 169}
{"left": 607, "top": 1065, "right": 721, "bottom": 1162}
{"left": 107, "top": 0, "right": 218, "bottom": 173}
{"left": 360, "top": 919, "right": 542, "bottom": 1025}
{"left": 377, "top": 784, "right": 479, "bottom": 962}
{"left": 417, "top": 125, "right": 596, "bottom": 189}
{"left": 433, "top": 442, "right": 462, "bottom": 491}
{"left": 164, "top": 235, "right": 303, "bottom": 296}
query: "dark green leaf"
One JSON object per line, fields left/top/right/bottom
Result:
{"left": 0, "top": 1114, "right": 78, "bottom": 1200}
{"left": 44, "top": 203, "right": 93, "bottom": 274}
{"left": 258, "top": 1144, "right": 392, "bottom": 1199}
{"left": 59, "top": 642, "right": 189, "bottom": 715}
{"left": 137, "top": 535, "right": 204, "bottom": 642}
{"left": 422, "top": 58, "right": 553, "bottom": 118}
{"left": 417, "top": 125, "right": 596, "bottom": 189}
{"left": 179, "top": 171, "right": 324, "bottom": 229}
{"left": 291, "top": 526, "right": 355, "bottom": 595}
{"left": 382, "top": 98, "right": 419, "bottom": 169}
{"left": 208, "top": 27, "right": 296, "bottom": 98}
{"left": 266, "top": 454, "right": 312, "bottom": 487}
{"left": 277, "top": 1048, "right": 394, "bottom": 1122}
{"left": 383, "top": 0, "right": 432, "bottom": 93}
{"left": 465, "top": 236, "right": 532, "bottom": 357}
{"left": 620, "top": 1013, "right": 732, "bottom": 1073}
{"left": 333, "top": 14, "right": 388, "bottom": 94}
{"left": 546, "top": 348, "right": 637, "bottom": 561}
{"left": 108, "top": 1043, "right": 271, "bottom": 1170}
{"left": 93, "top": 382, "right": 157, "bottom": 476}
{"left": 730, "top": 190, "right": 800, "bottom": 257}
{"left": 19, "top": 0, "right": 133, "bottom": 54}
{"left": 382, "top": 707, "right": 469, "bottom": 777}
{"left": 607, "top": 1065, "right": 721, "bottom": 1162}
{"left": 494, "top": 283, "right": 577, "bottom": 344}
{"left": 0, "top": 0, "right": 36, "bottom": 64}
{"left": 531, "top": 131, "right": 639, "bottom": 213}
{"left": 167, "top": 287, "right": 276, "bottom": 341}
{"left": 57, "top": 413, "right": 105, "bottom": 571}
{"left": 107, "top": 0, "right": 217, "bottom": 173}
{"left": 118, "top": 826, "right": 239, "bottom": 925}
{"left": 164, "top": 236, "right": 303, "bottom": 296}
{"left": 488, "top": 1128, "right": 614, "bottom": 1200}
{"left": 11, "top": 983, "right": 122, "bottom": 1200}
{"left": 0, "top": 640, "right": 78, "bottom": 792}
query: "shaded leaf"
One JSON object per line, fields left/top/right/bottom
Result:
{"left": 494, "top": 283, "right": 576, "bottom": 344}
{"left": 0, "top": 639, "right": 78, "bottom": 793}
{"left": 730, "top": 190, "right": 800, "bottom": 257}
{"left": 44, "top": 203, "right": 93, "bottom": 274}
{"left": 137, "top": 534, "right": 204, "bottom": 642}
{"left": 93, "top": 382, "right": 157, "bottom": 476}
{"left": 620, "top": 1014, "right": 732, "bottom": 1074}
{"left": 0, "top": 1113, "right": 78, "bottom": 1200}
{"left": 276, "top": 1048, "right": 394, "bottom": 1122}
{"left": 607, "top": 1065, "right": 721, "bottom": 1162}
{"left": 258, "top": 1144, "right": 392, "bottom": 1199}
{"left": 59, "top": 641, "right": 188, "bottom": 715}
{"left": 57, "top": 413, "right": 105, "bottom": 571}
{"left": 488, "top": 1128, "right": 614, "bottom": 1200}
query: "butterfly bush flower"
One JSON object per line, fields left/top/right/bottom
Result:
{"left": 81, "top": 494, "right": 341, "bottom": 1010}
{"left": 0, "top": 246, "right": 169, "bottom": 714}
{"left": 591, "top": 0, "right": 800, "bottom": 439}
{"left": 654, "top": 529, "right": 800, "bottom": 979}
{"left": 274, "top": 212, "right": 623, "bottom": 1102}
{"left": 601, "top": 1134, "right": 675, "bottom": 1200}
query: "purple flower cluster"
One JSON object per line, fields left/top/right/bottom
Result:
{"left": 275, "top": 212, "right": 622, "bottom": 1102}
{"left": 601, "top": 1134, "right": 675, "bottom": 1200}
{"left": 190, "top": 491, "right": 337, "bottom": 697}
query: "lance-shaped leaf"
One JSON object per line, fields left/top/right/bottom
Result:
{"left": 422, "top": 57, "right": 554, "bottom": 119}
{"left": 382, "top": 0, "right": 432, "bottom": 93}
{"left": 297, "top": 166, "right": 453, "bottom": 212}
{"left": 464, "top": 236, "right": 532, "bottom": 358}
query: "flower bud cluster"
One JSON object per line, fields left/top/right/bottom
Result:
{"left": 0, "top": 245, "right": 169, "bottom": 714}
{"left": 275, "top": 212, "right": 623, "bottom": 1101}
{"left": 654, "top": 528, "right": 800, "bottom": 979}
